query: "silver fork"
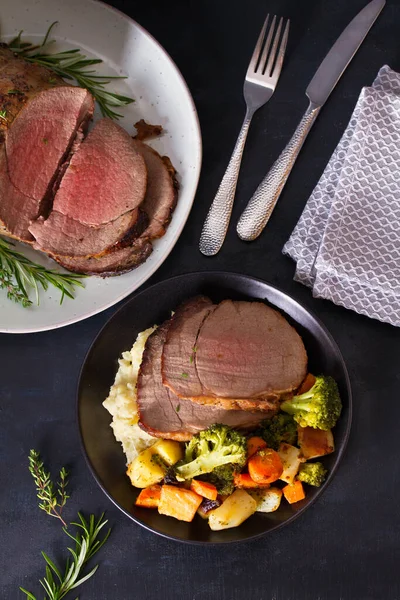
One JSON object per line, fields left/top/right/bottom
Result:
{"left": 199, "top": 15, "right": 290, "bottom": 256}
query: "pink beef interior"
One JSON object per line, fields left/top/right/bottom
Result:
{"left": 53, "top": 118, "right": 148, "bottom": 226}
{"left": 6, "top": 87, "right": 94, "bottom": 202}
{"left": 195, "top": 300, "right": 308, "bottom": 399}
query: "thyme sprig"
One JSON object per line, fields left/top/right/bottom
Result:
{"left": 8, "top": 21, "right": 134, "bottom": 119}
{"left": 0, "top": 236, "right": 85, "bottom": 307}
{"left": 20, "top": 513, "right": 111, "bottom": 600}
{"left": 28, "top": 450, "right": 70, "bottom": 527}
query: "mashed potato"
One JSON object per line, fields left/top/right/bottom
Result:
{"left": 103, "top": 327, "right": 157, "bottom": 464}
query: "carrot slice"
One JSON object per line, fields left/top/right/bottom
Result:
{"left": 190, "top": 479, "right": 218, "bottom": 500}
{"left": 282, "top": 480, "right": 306, "bottom": 504}
{"left": 248, "top": 448, "right": 283, "bottom": 484}
{"left": 247, "top": 436, "right": 267, "bottom": 458}
{"left": 158, "top": 485, "right": 203, "bottom": 522}
{"left": 135, "top": 485, "right": 162, "bottom": 508}
{"left": 234, "top": 473, "right": 270, "bottom": 489}
{"left": 297, "top": 373, "right": 316, "bottom": 395}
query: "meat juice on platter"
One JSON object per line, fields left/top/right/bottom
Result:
{"left": 0, "top": 46, "right": 178, "bottom": 277}
{"left": 103, "top": 296, "right": 342, "bottom": 531}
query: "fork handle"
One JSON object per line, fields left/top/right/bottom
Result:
{"left": 236, "top": 101, "right": 321, "bottom": 241}
{"left": 199, "top": 108, "right": 254, "bottom": 256}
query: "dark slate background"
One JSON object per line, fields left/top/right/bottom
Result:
{"left": 1, "top": 0, "right": 400, "bottom": 598}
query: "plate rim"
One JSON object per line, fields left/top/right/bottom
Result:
{"left": 0, "top": 0, "right": 202, "bottom": 334}
{"left": 77, "top": 270, "right": 353, "bottom": 545}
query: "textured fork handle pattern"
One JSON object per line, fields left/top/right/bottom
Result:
{"left": 236, "top": 102, "right": 321, "bottom": 241}
{"left": 199, "top": 109, "right": 254, "bottom": 256}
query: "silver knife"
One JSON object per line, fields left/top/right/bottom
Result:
{"left": 236, "top": 0, "right": 386, "bottom": 242}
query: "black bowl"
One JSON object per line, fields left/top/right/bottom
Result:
{"left": 78, "top": 271, "right": 352, "bottom": 544}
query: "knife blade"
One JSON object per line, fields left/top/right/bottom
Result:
{"left": 236, "top": 0, "right": 386, "bottom": 242}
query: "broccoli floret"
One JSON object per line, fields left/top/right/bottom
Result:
{"left": 297, "top": 462, "right": 327, "bottom": 487}
{"left": 201, "top": 464, "right": 235, "bottom": 496}
{"left": 259, "top": 413, "right": 298, "bottom": 450}
{"left": 175, "top": 424, "right": 247, "bottom": 481}
{"left": 280, "top": 375, "right": 342, "bottom": 430}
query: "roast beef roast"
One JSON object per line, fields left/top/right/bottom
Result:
{"left": 52, "top": 118, "right": 147, "bottom": 226}
{"left": 132, "top": 140, "right": 178, "bottom": 239}
{"left": 162, "top": 298, "right": 308, "bottom": 411}
{"left": 0, "top": 48, "right": 178, "bottom": 276}
{"left": 55, "top": 237, "right": 153, "bottom": 276}
{"left": 50, "top": 137, "right": 179, "bottom": 274}
{"left": 0, "top": 45, "right": 66, "bottom": 132}
{"left": 0, "top": 85, "right": 94, "bottom": 241}
{"left": 28, "top": 208, "right": 147, "bottom": 258}
{"left": 162, "top": 296, "right": 216, "bottom": 397}
{"left": 137, "top": 322, "right": 272, "bottom": 441}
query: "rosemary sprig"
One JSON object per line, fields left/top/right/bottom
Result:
{"left": 0, "top": 236, "right": 85, "bottom": 307}
{"left": 20, "top": 513, "right": 111, "bottom": 600}
{"left": 28, "top": 450, "right": 70, "bottom": 527}
{"left": 7, "top": 22, "right": 134, "bottom": 119}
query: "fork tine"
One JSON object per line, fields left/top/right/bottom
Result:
{"left": 257, "top": 15, "right": 276, "bottom": 74}
{"left": 271, "top": 19, "right": 290, "bottom": 80}
{"left": 247, "top": 14, "right": 269, "bottom": 74}
{"left": 264, "top": 17, "right": 283, "bottom": 76}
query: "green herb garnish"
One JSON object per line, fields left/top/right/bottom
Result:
{"left": 0, "top": 109, "right": 7, "bottom": 121}
{"left": 181, "top": 372, "right": 189, "bottom": 379}
{"left": 8, "top": 21, "right": 134, "bottom": 119}
{"left": 175, "top": 404, "right": 181, "bottom": 413}
{"left": 0, "top": 236, "right": 85, "bottom": 307}
{"left": 28, "top": 449, "right": 69, "bottom": 527}
{"left": 7, "top": 89, "right": 22, "bottom": 95}
{"left": 20, "top": 513, "right": 111, "bottom": 600}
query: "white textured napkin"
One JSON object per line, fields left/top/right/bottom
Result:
{"left": 283, "top": 66, "right": 400, "bottom": 327}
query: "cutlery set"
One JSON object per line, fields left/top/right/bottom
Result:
{"left": 199, "top": 0, "right": 386, "bottom": 255}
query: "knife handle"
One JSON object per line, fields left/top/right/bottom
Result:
{"left": 236, "top": 102, "right": 321, "bottom": 241}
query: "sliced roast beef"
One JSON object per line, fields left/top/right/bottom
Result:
{"left": 54, "top": 237, "right": 153, "bottom": 276}
{"left": 163, "top": 299, "right": 307, "bottom": 411}
{"left": 162, "top": 296, "right": 216, "bottom": 397}
{"left": 52, "top": 118, "right": 147, "bottom": 227}
{"left": 132, "top": 140, "right": 178, "bottom": 239}
{"left": 0, "top": 81, "right": 94, "bottom": 241}
{"left": 137, "top": 323, "right": 273, "bottom": 441}
{"left": 29, "top": 208, "right": 147, "bottom": 258}
{"left": 47, "top": 139, "right": 178, "bottom": 275}
{"left": 6, "top": 87, "right": 93, "bottom": 202}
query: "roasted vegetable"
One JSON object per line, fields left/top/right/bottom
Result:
{"left": 175, "top": 424, "right": 247, "bottom": 481}
{"left": 297, "top": 462, "right": 327, "bottom": 487}
{"left": 298, "top": 426, "right": 334, "bottom": 459}
{"left": 127, "top": 440, "right": 183, "bottom": 488}
{"left": 282, "top": 480, "right": 306, "bottom": 504}
{"left": 249, "top": 487, "right": 282, "bottom": 513}
{"left": 233, "top": 473, "right": 270, "bottom": 489}
{"left": 190, "top": 479, "right": 218, "bottom": 500}
{"left": 277, "top": 443, "right": 302, "bottom": 484}
{"left": 247, "top": 436, "right": 267, "bottom": 458}
{"left": 208, "top": 489, "right": 257, "bottom": 531}
{"left": 135, "top": 485, "right": 162, "bottom": 508}
{"left": 152, "top": 439, "right": 183, "bottom": 466}
{"left": 201, "top": 464, "right": 236, "bottom": 496}
{"left": 248, "top": 448, "right": 283, "bottom": 484}
{"left": 258, "top": 413, "right": 298, "bottom": 450}
{"left": 197, "top": 498, "right": 222, "bottom": 519}
{"left": 127, "top": 447, "right": 167, "bottom": 488}
{"left": 158, "top": 485, "right": 203, "bottom": 522}
{"left": 281, "top": 375, "right": 342, "bottom": 430}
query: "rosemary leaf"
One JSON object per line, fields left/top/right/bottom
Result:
{"left": 7, "top": 22, "right": 134, "bottom": 119}
{"left": 28, "top": 450, "right": 69, "bottom": 527}
{"left": 0, "top": 236, "right": 85, "bottom": 307}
